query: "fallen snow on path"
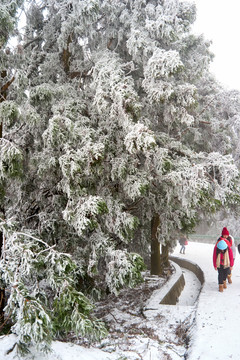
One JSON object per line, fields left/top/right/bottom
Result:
{"left": 178, "top": 268, "right": 201, "bottom": 306}
{"left": 173, "top": 241, "right": 240, "bottom": 360}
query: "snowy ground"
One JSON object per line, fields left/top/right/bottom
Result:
{"left": 181, "top": 242, "right": 240, "bottom": 360}
{"left": 0, "top": 241, "right": 238, "bottom": 360}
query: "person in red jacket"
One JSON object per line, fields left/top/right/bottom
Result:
{"left": 216, "top": 227, "right": 231, "bottom": 248}
{"left": 216, "top": 227, "right": 234, "bottom": 284}
{"left": 213, "top": 239, "right": 234, "bottom": 292}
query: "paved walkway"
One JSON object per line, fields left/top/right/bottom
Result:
{"left": 173, "top": 241, "right": 240, "bottom": 360}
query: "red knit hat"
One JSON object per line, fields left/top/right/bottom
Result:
{"left": 222, "top": 227, "right": 229, "bottom": 236}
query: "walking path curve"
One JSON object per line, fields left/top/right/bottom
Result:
{"left": 173, "top": 241, "right": 240, "bottom": 360}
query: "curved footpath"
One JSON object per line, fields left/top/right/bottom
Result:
{"left": 172, "top": 241, "right": 240, "bottom": 360}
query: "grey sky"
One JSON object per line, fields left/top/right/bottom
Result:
{"left": 192, "top": 0, "right": 240, "bottom": 91}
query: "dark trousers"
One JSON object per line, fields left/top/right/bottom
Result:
{"left": 218, "top": 265, "right": 229, "bottom": 284}
{"left": 180, "top": 245, "right": 185, "bottom": 253}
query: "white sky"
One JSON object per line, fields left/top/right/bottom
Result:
{"left": 192, "top": 0, "right": 240, "bottom": 91}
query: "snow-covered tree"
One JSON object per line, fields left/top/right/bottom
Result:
{"left": 189, "top": 77, "right": 240, "bottom": 235}
{"left": 0, "top": 0, "right": 25, "bottom": 327}
{"left": 1, "top": 0, "right": 240, "bottom": 353}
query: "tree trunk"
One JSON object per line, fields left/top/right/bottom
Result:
{"left": 161, "top": 242, "right": 169, "bottom": 269}
{"left": 1, "top": 70, "right": 15, "bottom": 138}
{"left": 151, "top": 214, "right": 162, "bottom": 275}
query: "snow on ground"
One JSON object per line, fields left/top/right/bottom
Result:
{"left": 178, "top": 268, "right": 202, "bottom": 306}
{"left": 0, "top": 241, "right": 239, "bottom": 360}
{"left": 176, "top": 241, "right": 240, "bottom": 360}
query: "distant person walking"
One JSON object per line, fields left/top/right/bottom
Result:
{"left": 179, "top": 235, "right": 188, "bottom": 254}
{"left": 213, "top": 239, "right": 234, "bottom": 292}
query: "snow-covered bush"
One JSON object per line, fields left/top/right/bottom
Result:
{"left": 0, "top": 219, "right": 107, "bottom": 354}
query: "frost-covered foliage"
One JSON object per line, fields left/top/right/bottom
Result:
{"left": 0, "top": 219, "right": 107, "bottom": 354}
{"left": 62, "top": 196, "right": 108, "bottom": 236}
{"left": 0, "top": 0, "right": 24, "bottom": 48}
{"left": 0, "top": 139, "right": 23, "bottom": 179}
{"left": 1, "top": 0, "right": 240, "bottom": 354}
{"left": 105, "top": 250, "right": 145, "bottom": 295}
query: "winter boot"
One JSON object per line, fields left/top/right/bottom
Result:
{"left": 219, "top": 284, "right": 224, "bottom": 292}
{"left": 227, "top": 274, "right": 232, "bottom": 284}
{"left": 223, "top": 280, "right": 227, "bottom": 289}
